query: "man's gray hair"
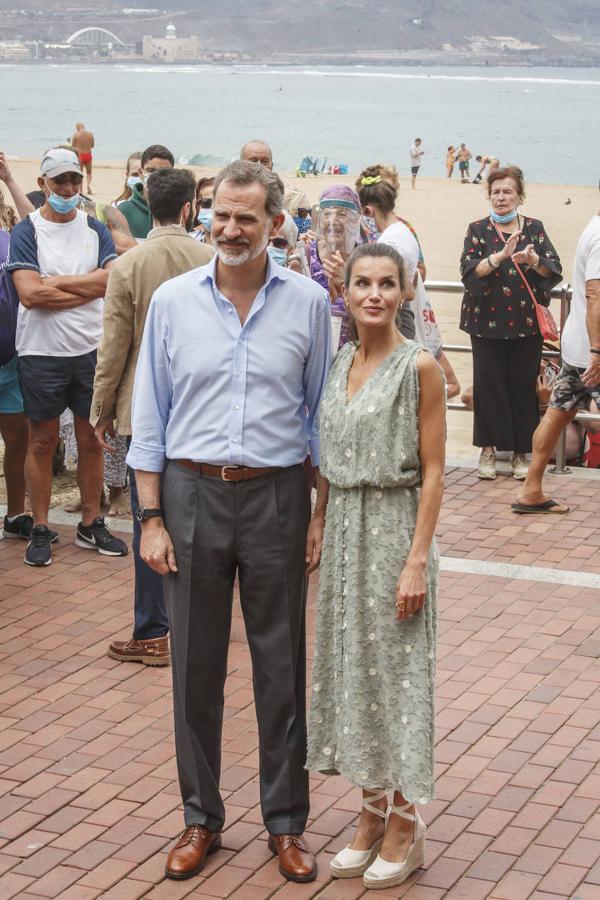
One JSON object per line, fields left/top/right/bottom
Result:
{"left": 214, "top": 160, "right": 284, "bottom": 219}
{"left": 279, "top": 211, "right": 299, "bottom": 247}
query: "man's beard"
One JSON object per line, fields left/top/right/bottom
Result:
{"left": 216, "top": 226, "right": 270, "bottom": 267}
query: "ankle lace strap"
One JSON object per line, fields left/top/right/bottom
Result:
{"left": 389, "top": 801, "right": 416, "bottom": 822}
{"left": 362, "top": 789, "right": 388, "bottom": 819}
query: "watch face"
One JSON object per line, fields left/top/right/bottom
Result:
{"left": 135, "top": 505, "right": 145, "bottom": 523}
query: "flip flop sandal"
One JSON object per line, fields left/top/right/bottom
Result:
{"left": 511, "top": 499, "right": 569, "bottom": 515}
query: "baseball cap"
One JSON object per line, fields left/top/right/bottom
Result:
{"left": 40, "top": 148, "right": 82, "bottom": 179}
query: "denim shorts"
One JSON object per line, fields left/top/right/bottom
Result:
{"left": 17, "top": 350, "right": 97, "bottom": 422}
{"left": 0, "top": 355, "right": 24, "bottom": 414}
{"left": 549, "top": 362, "right": 600, "bottom": 413}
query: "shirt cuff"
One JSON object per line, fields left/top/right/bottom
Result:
{"left": 308, "top": 436, "right": 320, "bottom": 468}
{"left": 126, "top": 440, "right": 166, "bottom": 473}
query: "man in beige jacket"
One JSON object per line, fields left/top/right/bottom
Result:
{"left": 91, "top": 167, "right": 213, "bottom": 666}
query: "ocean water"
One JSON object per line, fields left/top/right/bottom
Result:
{"left": 2, "top": 63, "right": 599, "bottom": 185}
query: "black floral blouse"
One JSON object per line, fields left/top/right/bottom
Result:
{"left": 460, "top": 216, "right": 562, "bottom": 340}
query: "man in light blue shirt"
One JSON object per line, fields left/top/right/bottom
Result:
{"left": 128, "top": 161, "right": 331, "bottom": 882}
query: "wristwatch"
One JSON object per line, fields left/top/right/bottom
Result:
{"left": 134, "top": 506, "right": 163, "bottom": 523}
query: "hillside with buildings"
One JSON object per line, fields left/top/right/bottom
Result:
{"left": 0, "top": 0, "right": 599, "bottom": 64}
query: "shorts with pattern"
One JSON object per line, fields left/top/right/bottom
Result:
{"left": 549, "top": 362, "right": 600, "bottom": 413}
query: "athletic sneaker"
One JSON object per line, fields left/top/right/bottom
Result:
{"left": 4, "top": 514, "right": 58, "bottom": 544}
{"left": 24, "top": 525, "right": 53, "bottom": 567}
{"left": 511, "top": 454, "right": 529, "bottom": 480}
{"left": 478, "top": 449, "right": 496, "bottom": 480}
{"left": 76, "top": 517, "right": 128, "bottom": 557}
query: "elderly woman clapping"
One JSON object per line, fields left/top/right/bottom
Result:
{"left": 460, "top": 166, "right": 562, "bottom": 480}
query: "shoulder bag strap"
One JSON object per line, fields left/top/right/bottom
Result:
{"left": 492, "top": 220, "right": 540, "bottom": 309}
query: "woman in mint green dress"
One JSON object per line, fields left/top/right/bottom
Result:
{"left": 305, "top": 243, "right": 445, "bottom": 891}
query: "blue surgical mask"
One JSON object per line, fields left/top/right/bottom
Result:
{"left": 127, "top": 176, "right": 142, "bottom": 188}
{"left": 46, "top": 189, "right": 80, "bottom": 214}
{"left": 197, "top": 210, "right": 213, "bottom": 231}
{"left": 267, "top": 244, "right": 288, "bottom": 267}
{"left": 490, "top": 208, "right": 518, "bottom": 224}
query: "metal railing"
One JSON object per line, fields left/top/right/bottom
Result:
{"left": 426, "top": 280, "right": 599, "bottom": 474}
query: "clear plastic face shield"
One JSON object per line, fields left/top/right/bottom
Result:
{"left": 315, "top": 200, "right": 360, "bottom": 256}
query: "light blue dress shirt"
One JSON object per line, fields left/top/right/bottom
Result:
{"left": 127, "top": 256, "right": 331, "bottom": 473}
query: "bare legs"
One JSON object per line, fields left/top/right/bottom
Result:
{"left": 26, "top": 418, "right": 59, "bottom": 527}
{"left": 516, "top": 407, "right": 575, "bottom": 505}
{"left": 351, "top": 789, "right": 416, "bottom": 862}
{"left": 350, "top": 790, "right": 386, "bottom": 851}
{"left": 0, "top": 413, "right": 28, "bottom": 516}
{"left": 381, "top": 791, "right": 416, "bottom": 863}
{"left": 73, "top": 414, "right": 103, "bottom": 526}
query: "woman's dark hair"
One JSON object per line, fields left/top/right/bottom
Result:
{"left": 487, "top": 165, "right": 526, "bottom": 201}
{"left": 141, "top": 143, "right": 175, "bottom": 168}
{"left": 195, "top": 176, "right": 215, "bottom": 204}
{"left": 147, "top": 168, "right": 196, "bottom": 222}
{"left": 344, "top": 244, "right": 408, "bottom": 341}
{"left": 357, "top": 178, "right": 397, "bottom": 214}
{"left": 344, "top": 242, "right": 407, "bottom": 291}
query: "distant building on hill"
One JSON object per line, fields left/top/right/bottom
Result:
{"left": 142, "top": 22, "right": 202, "bottom": 62}
{"left": 0, "top": 40, "right": 34, "bottom": 60}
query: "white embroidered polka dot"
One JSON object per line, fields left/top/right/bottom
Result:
{"left": 375, "top": 490, "right": 383, "bottom": 499}
{"left": 368, "top": 405, "right": 375, "bottom": 412}
{"left": 402, "top": 680, "right": 411, "bottom": 689}
{"left": 323, "top": 747, "right": 331, "bottom": 755}
{"left": 370, "top": 703, "right": 378, "bottom": 711}
{"left": 369, "top": 668, "right": 376, "bottom": 676}
{"left": 401, "top": 715, "right": 408, "bottom": 724}
{"left": 368, "top": 598, "right": 375, "bottom": 607}
{"left": 369, "top": 563, "right": 376, "bottom": 572}
{"left": 345, "top": 448, "right": 351, "bottom": 457}
{"left": 368, "top": 633, "right": 375, "bottom": 641}
{"left": 371, "top": 527, "right": 378, "bottom": 535}
{"left": 405, "top": 645, "right": 412, "bottom": 653}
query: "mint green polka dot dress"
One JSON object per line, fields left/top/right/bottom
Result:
{"left": 307, "top": 340, "right": 438, "bottom": 802}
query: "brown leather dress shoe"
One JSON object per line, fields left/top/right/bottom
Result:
{"left": 165, "top": 824, "right": 222, "bottom": 880}
{"left": 107, "top": 635, "right": 169, "bottom": 666}
{"left": 268, "top": 833, "right": 317, "bottom": 883}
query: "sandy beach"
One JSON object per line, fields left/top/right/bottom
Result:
{"left": 6, "top": 156, "right": 600, "bottom": 460}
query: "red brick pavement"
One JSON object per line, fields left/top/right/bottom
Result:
{"left": 1, "top": 467, "right": 599, "bottom": 898}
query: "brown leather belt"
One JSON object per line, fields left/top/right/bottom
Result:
{"left": 173, "top": 459, "right": 282, "bottom": 482}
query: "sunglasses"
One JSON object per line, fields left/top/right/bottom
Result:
{"left": 199, "top": 198, "right": 213, "bottom": 209}
{"left": 49, "top": 173, "right": 83, "bottom": 186}
{"left": 270, "top": 237, "right": 290, "bottom": 250}
{"left": 297, "top": 208, "right": 311, "bottom": 216}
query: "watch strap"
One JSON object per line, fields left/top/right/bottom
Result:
{"left": 136, "top": 506, "right": 163, "bottom": 521}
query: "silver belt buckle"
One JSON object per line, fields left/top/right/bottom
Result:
{"left": 221, "top": 465, "right": 241, "bottom": 481}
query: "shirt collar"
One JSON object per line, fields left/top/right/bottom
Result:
{"left": 199, "top": 252, "right": 291, "bottom": 290}
{"left": 147, "top": 224, "right": 189, "bottom": 240}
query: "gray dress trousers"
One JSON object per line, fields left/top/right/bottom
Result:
{"left": 162, "top": 460, "right": 311, "bottom": 834}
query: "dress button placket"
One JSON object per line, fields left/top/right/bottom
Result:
{"left": 339, "top": 491, "right": 347, "bottom": 713}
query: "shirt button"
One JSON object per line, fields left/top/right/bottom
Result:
{"left": 235, "top": 405, "right": 240, "bottom": 410}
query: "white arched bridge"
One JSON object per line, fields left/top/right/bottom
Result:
{"left": 65, "top": 27, "right": 127, "bottom": 47}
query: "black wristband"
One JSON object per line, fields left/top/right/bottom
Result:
{"left": 591, "top": 349, "right": 600, "bottom": 355}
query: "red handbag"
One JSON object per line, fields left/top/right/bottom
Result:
{"left": 492, "top": 223, "right": 559, "bottom": 342}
